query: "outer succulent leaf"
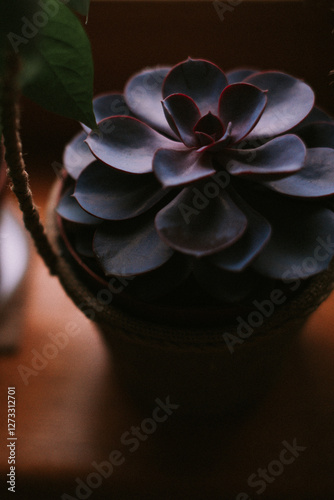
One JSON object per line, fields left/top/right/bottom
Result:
{"left": 56, "top": 187, "right": 101, "bottom": 225}
{"left": 153, "top": 149, "right": 215, "bottom": 188}
{"left": 226, "top": 69, "right": 257, "bottom": 84}
{"left": 218, "top": 83, "right": 267, "bottom": 143}
{"left": 74, "top": 162, "right": 166, "bottom": 220}
{"left": 94, "top": 217, "right": 174, "bottom": 277}
{"left": 73, "top": 227, "right": 96, "bottom": 258}
{"left": 194, "top": 262, "right": 260, "bottom": 302}
{"left": 223, "top": 135, "right": 306, "bottom": 177}
{"left": 252, "top": 199, "right": 334, "bottom": 280}
{"left": 209, "top": 200, "right": 271, "bottom": 272}
{"left": 263, "top": 148, "right": 334, "bottom": 198}
{"left": 296, "top": 122, "right": 334, "bottom": 149}
{"left": 63, "top": 131, "right": 95, "bottom": 179}
{"left": 85, "top": 116, "right": 178, "bottom": 174}
{"left": 162, "top": 94, "right": 201, "bottom": 147}
{"left": 245, "top": 72, "right": 314, "bottom": 139}
{"left": 155, "top": 186, "right": 247, "bottom": 257}
{"left": 124, "top": 67, "right": 178, "bottom": 138}
{"left": 82, "top": 93, "right": 133, "bottom": 133}
{"left": 292, "top": 107, "right": 334, "bottom": 131}
{"left": 162, "top": 58, "right": 228, "bottom": 116}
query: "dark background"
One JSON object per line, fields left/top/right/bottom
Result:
{"left": 19, "top": 0, "right": 334, "bottom": 191}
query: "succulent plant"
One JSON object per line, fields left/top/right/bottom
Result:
{"left": 57, "top": 58, "right": 334, "bottom": 303}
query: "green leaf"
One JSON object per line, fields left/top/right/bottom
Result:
{"left": 62, "top": 0, "right": 91, "bottom": 17}
{"left": 19, "top": 1, "right": 96, "bottom": 129}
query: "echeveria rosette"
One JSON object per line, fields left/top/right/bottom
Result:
{"left": 57, "top": 58, "right": 334, "bottom": 303}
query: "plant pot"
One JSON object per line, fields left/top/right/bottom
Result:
{"left": 45, "top": 178, "right": 334, "bottom": 417}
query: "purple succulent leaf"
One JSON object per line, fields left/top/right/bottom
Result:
{"left": 85, "top": 116, "right": 180, "bottom": 174}
{"left": 124, "top": 66, "right": 178, "bottom": 139}
{"left": 296, "top": 122, "right": 334, "bottom": 149}
{"left": 59, "top": 223, "right": 96, "bottom": 260}
{"left": 63, "top": 131, "right": 95, "bottom": 179}
{"left": 263, "top": 148, "right": 334, "bottom": 198}
{"left": 93, "top": 217, "right": 174, "bottom": 277}
{"left": 162, "top": 58, "right": 228, "bottom": 116}
{"left": 218, "top": 83, "right": 267, "bottom": 143}
{"left": 194, "top": 131, "right": 215, "bottom": 148}
{"left": 199, "top": 122, "right": 232, "bottom": 153}
{"left": 155, "top": 186, "right": 247, "bottom": 257}
{"left": 222, "top": 134, "right": 306, "bottom": 177}
{"left": 193, "top": 112, "right": 224, "bottom": 142}
{"left": 74, "top": 161, "right": 167, "bottom": 220}
{"left": 56, "top": 186, "right": 102, "bottom": 225}
{"left": 161, "top": 101, "right": 183, "bottom": 139}
{"left": 194, "top": 261, "right": 260, "bottom": 302}
{"left": 162, "top": 93, "right": 201, "bottom": 147}
{"left": 153, "top": 148, "right": 216, "bottom": 188}
{"left": 226, "top": 68, "right": 258, "bottom": 85}
{"left": 73, "top": 226, "right": 96, "bottom": 258}
{"left": 81, "top": 93, "right": 133, "bottom": 134}
{"left": 291, "top": 107, "right": 334, "bottom": 132}
{"left": 209, "top": 198, "right": 271, "bottom": 272}
{"left": 245, "top": 72, "right": 315, "bottom": 139}
{"left": 251, "top": 199, "right": 334, "bottom": 280}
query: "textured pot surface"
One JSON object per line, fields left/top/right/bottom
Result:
{"left": 99, "top": 319, "right": 301, "bottom": 417}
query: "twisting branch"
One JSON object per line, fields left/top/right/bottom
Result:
{"left": 1, "top": 49, "right": 58, "bottom": 275}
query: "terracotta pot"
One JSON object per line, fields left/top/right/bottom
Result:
{"left": 46, "top": 179, "right": 334, "bottom": 417}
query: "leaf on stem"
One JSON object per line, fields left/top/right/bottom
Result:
{"left": 20, "top": 1, "right": 96, "bottom": 129}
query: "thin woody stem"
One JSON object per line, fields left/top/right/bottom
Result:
{"left": 1, "top": 49, "right": 58, "bottom": 275}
